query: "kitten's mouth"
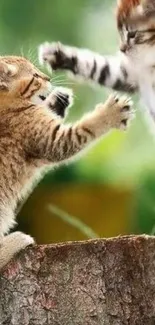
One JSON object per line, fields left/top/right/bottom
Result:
{"left": 38, "top": 82, "right": 53, "bottom": 102}
{"left": 31, "top": 80, "right": 52, "bottom": 105}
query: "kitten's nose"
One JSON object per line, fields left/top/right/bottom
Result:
{"left": 120, "top": 43, "right": 127, "bottom": 53}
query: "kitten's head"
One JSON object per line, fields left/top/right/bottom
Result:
{"left": 0, "top": 56, "right": 52, "bottom": 108}
{"left": 116, "top": 0, "right": 155, "bottom": 65}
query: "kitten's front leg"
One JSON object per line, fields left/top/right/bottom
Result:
{"left": 27, "top": 93, "right": 134, "bottom": 164}
{"left": 39, "top": 42, "right": 137, "bottom": 93}
{"left": 47, "top": 93, "right": 134, "bottom": 162}
{"left": 81, "top": 94, "right": 134, "bottom": 138}
{"left": 45, "top": 86, "right": 73, "bottom": 119}
{"left": 39, "top": 42, "right": 78, "bottom": 73}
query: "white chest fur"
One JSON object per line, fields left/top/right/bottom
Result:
{"left": 138, "top": 68, "right": 155, "bottom": 118}
{"left": 126, "top": 48, "right": 155, "bottom": 117}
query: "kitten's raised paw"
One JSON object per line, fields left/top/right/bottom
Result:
{"left": 46, "top": 87, "right": 73, "bottom": 118}
{"left": 39, "top": 42, "right": 73, "bottom": 71}
{"left": 102, "top": 93, "right": 134, "bottom": 130}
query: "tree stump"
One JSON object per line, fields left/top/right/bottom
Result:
{"left": 0, "top": 235, "right": 155, "bottom": 325}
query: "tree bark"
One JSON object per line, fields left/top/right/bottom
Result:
{"left": 0, "top": 235, "right": 155, "bottom": 325}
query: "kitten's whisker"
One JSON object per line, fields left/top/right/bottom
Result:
{"left": 52, "top": 81, "right": 77, "bottom": 87}
{"left": 52, "top": 80, "right": 76, "bottom": 84}
{"left": 20, "top": 46, "right": 25, "bottom": 59}
{"left": 56, "top": 94, "right": 68, "bottom": 106}
{"left": 56, "top": 91, "right": 77, "bottom": 103}
{"left": 51, "top": 74, "right": 66, "bottom": 80}
{"left": 51, "top": 78, "right": 69, "bottom": 84}
{"left": 27, "top": 45, "right": 38, "bottom": 66}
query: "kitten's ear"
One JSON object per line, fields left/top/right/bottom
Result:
{"left": 0, "top": 62, "right": 18, "bottom": 91}
{"left": 0, "top": 62, "right": 18, "bottom": 77}
{"left": 126, "top": 0, "right": 155, "bottom": 25}
{"left": 141, "top": 0, "right": 155, "bottom": 15}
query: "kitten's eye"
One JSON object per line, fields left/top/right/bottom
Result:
{"left": 128, "top": 31, "right": 137, "bottom": 39}
{"left": 34, "top": 73, "right": 40, "bottom": 78}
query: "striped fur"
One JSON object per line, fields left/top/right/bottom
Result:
{"left": 0, "top": 56, "right": 133, "bottom": 270}
{"left": 39, "top": 1, "right": 155, "bottom": 124}
{"left": 39, "top": 42, "right": 137, "bottom": 93}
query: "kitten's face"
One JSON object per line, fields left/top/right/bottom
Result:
{"left": 0, "top": 56, "right": 52, "bottom": 107}
{"left": 117, "top": 0, "right": 155, "bottom": 65}
{"left": 119, "top": 23, "right": 155, "bottom": 59}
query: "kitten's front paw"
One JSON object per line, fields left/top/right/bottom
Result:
{"left": 13, "top": 232, "right": 35, "bottom": 248}
{"left": 39, "top": 42, "right": 74, "bottom": 71}
{"left": 46, "top": 87, "right": 73, "bottom": 118}
{"left": 101, "top": 93, "right": 134, "bottom": 130}
{"left": 4, "top": 231, "right": 35, "bottom": 252}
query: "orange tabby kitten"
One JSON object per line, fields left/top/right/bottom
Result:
{"left": 0, "top": 56, "right": 133, "bottom": 270}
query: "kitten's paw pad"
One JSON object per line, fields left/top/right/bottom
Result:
{"left": 105, "top": 94, "right": 134, "bottom": 130}
{"left": 39, "top": 42, "right": 66, "bottom": 70}
{"left": 48, "top": 87, "right": 73, "bottom": 118}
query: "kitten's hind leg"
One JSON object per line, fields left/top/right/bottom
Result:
{"left": 0, "top": 232, "right": 34, "bottom": 270}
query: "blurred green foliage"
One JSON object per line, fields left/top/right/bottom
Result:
{"left": 1, "top": 0, "right": 155, "bottom": 241}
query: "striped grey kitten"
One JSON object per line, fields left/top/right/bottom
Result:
{"left": 39, "top": 0, "right": 155, "bottom": 124}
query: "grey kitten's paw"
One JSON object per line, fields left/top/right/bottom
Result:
{"left": 97, "top": 93, "right": 134, "bottom": 131}
{"left": 46, "top": 87, "right": 74, "bottom": 118}
{"left": 39, "top": 42, "right": 76, "bottom": 72}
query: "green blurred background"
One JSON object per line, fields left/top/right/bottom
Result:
{"left": 1, "top": 0, "right": 155, "bottom": 243}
